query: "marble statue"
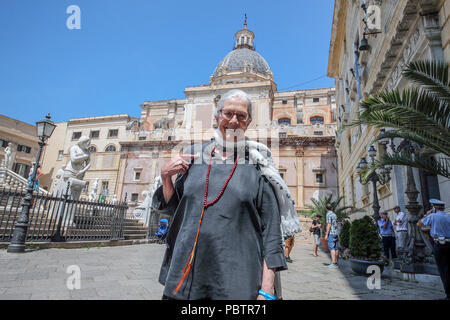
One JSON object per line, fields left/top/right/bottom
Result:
{"left": 53, "top": 136, "right": 91, "bottom": 227}
{"left": 3, "top": 142, "right": 12, "bottom": 169}
{"left": 64, "top": 136, "right": 91, "bottom": 181}
{"left": 89, "top": 178, "right": 99, "bottom": 202}
{"left": 132, "top": 176, "right": 162, "bottom": 225}
{"left": 150, "top": 176, "right": 162, "bottom": 196}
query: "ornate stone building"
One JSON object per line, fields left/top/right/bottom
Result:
{"left": 119, "top": 22, "right": 338, "bottom": 212}
{"left": 40, "top": 114, "right": 135, "bottom": 199}
{"left": 0, "top": 114, "right": 39, "bottom": 178}
{"left": 328, "top": 0, "right": 450, "bottom": 217}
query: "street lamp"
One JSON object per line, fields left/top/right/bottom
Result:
{"left": 356, "top": 145, "right": 392, "bottom": 220}
{"left": 8, "top": 114, "right": 56, "bottom": 253}
{"left": 384, "top": 137, "right": 434, "bottom": 273}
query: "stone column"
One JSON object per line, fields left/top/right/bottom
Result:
{"left": 296, "top": 149, "right": 304, "bottom": 209}
{"left": 257, "top": 93, "right": 271, "bottom": 128}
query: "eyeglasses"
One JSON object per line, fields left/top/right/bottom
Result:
{"left": 219, "top": 110, "right": 249, "bottom": 122}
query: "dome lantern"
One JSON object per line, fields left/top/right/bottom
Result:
{"left": 235, "top": 14, "right": 255, "bottom": 50}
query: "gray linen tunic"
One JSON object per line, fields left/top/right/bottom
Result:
{"left": 153, "top": 141, "right": 287, "bottom": 300}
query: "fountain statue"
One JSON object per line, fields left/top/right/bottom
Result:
{"left": 132, "top": 176, "right": 162, "bottom": 226}
{"left": 53, "top": 136, "right": 91, "bottom": 227}
{"left": 89, "top": 178, "right": 99, "bottom": 202}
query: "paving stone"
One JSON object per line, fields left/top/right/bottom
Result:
{"left": 0, "top": 239, "right": 446, "bottom": 300}
{"left": 69, "top": 288, "right": 99, "bottom": 299}
{"left": 5, "top": 286, "right": 46, "bottom": 295}
{"left": 0, "top": 280, "right": 23, "bottom": 288}
{"left": 0, "top": 293, "right": 32, "bottom": 300}
{"left": 47, "top": 290, "right": 72, "bottom": 299}
{"left": 31, "top": 293, "right": 50, "bottom": 300}
{"left": 16, "top": 271, "right": 49, "bottom": 281}
{"left": 0, "top": 273, "right": 17, "bottom": 281}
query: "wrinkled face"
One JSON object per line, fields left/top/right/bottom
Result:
{"left": 216, "top": 97, "right": 251, "bottom": 142}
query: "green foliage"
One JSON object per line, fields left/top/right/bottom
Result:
{"left": 303, "top": 195, "right": 362, "bottom": 232}
{"left": 349, "top": 216, "right": 381, "bottom": 261}
{"left": 343, "top": 60, "right": 450, "bottom": 179}
{"left": 339, "top": 220, "right": 351, "bottom": 249}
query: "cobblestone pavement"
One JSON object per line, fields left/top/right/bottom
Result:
{"left": 0, "top": 239, "right": 445, "bottom": 300}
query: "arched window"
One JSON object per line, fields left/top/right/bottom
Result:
{"left": 105, "top": 145, "right": 116, "bottom": 152}
{"left": 278, "top": 118, "right": 291, "bottom": 126}
{"left": 310, "top": 116, "right": 324, "bottom": 125}
{"left": 88, "top": 146, "right": 97, "bottom": 153}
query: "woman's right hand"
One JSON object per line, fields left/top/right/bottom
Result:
{"left": 161, "top": 154, "right": 199, "bottom": 179}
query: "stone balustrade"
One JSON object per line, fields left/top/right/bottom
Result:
{"left": 0, "top": 167, "right": 48, "bottom": 194}
{"left": 126, "top": 123, "right": 337, "bottom": 142}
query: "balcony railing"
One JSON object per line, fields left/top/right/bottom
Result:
{"left": 126, "top": 123, "right": 337, "bottom": 142}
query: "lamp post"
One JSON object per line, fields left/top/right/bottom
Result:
{"left": 386, "top": 137, "right": 434, "bottom": 273}
{"left": 356, "top": 144, "right": 392, "bottom": 220}
{"left": 8, "top": 114, "right": 56, "bottom": 253}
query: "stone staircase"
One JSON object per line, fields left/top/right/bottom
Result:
{"left": 0, "top": 175, "right": 148, "bottom": 242}
{"left": 123, "top": 218, "right": 148, "bottom": 240}
{"left": 0, "top": 167, "right": 48, "bottom": 194}
{"left": 0, "top": 206, "right": 55, "bottom": 241}
{"left": 0, "top": 208, "right": 148, "bottom": 241}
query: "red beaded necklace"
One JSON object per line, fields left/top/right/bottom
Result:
{"left": 173, "top": 146, "right": 239, "bottom": 295}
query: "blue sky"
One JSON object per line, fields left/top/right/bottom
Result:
{"left": 0, "top": 0, "right": 335, "bottom": 124}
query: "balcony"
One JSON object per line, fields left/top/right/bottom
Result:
{"left": 125, "top": 123, "right": 337, "bottom": 143}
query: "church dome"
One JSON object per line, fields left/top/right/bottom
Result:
{"left": 210, "top": 18, "right": 273, "bottom": 84}
{"left": 211, "top": 48, "right": 272, "bottom": 79}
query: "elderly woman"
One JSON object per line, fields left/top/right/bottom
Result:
{"left": 153, "top": 89, "right": 300, "bottom": 300}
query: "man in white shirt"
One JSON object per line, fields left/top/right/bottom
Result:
{"left": 393, "top": 205, "right": 408, "bottom": 255}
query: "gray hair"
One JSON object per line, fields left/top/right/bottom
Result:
{"left": 215, "top": 89, "right": 252, "bottom": 119}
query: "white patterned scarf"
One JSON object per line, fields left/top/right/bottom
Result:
{"left": 212, "top": 130, "right": 301, "bottom": 239}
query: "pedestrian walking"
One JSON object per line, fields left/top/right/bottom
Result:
{"left": 378, "top": 211, "right": 397, "bottom": 264}
{"left": 284, "top": 236, "right": 295, "bottom": 263}
{"left": 393, "top": 205, "right": 408, "bottom": 255}
{"left": 325, "top": 204, "right": 339, "bottom": 268}
{"left": 311, "top": 215, "right": 322, "bottom": 257}
{"left": 417, "top": 199, "right": 450, "bottom": 300}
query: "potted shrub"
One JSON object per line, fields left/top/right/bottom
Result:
{"left": 339, "top": 220, "right": 351, "bottom": 259}
{"left": 303, "top": 195, "right": 361, "bottom": 252}
{"left": 349, "top": 215, "right": 384, "bottom": 275}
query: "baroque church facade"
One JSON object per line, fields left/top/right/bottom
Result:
{"left": 118, "top": 22, "right": 338, "bottom": 214}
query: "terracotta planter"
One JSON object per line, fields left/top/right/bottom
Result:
{"left": 349, "top": 258, "right": 384, "bottom": 275}
{"left": 320, "top": 237, "right": 329, "bottom": 252}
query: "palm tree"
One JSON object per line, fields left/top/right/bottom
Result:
{"left": 344, "top": 60, "right": 450, "bottom": 181}
{"left": 303, "top": 195, "right": 362, "bottom": 232}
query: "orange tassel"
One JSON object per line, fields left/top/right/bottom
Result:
{"left": 173, "top": 263, "right": 192, "bottom": 295}
{"left": 173, "top": 149, "right": 239, "bottom": 296}
{"left": 173, "top": 206, "right": 205, "bottom": 295}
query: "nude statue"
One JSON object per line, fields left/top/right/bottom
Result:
{"left": 54, "top": 136, "right": 91, "bottom": 226}
{"left": 89, "top": 178, "right": 99, "bottom": 202}
{"left": 64, "top": 136, "right": 91, "bottom": 180}
{"left": 3, "top": 142, "right": 12, "bottom": 169}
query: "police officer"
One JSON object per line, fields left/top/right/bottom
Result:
{"left": 417, "top": 199, "right": 450, "bottom": 300}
